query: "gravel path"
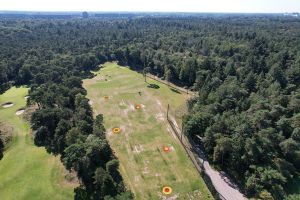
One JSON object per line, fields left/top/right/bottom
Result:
{"left": 193, "top": 144, "right": 247, "bottom": 200}
{"left": 169, "top": 116, "right": 247, "bottom": 200}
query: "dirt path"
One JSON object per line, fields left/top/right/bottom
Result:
{"left": 168, "top": 117, "right": 247, "bottom": 200}
{"left": 193, "top": 144, "right": 247, "bottom": 200}
{"left": 147, "top": 74, "right": 247, "bottom": 200}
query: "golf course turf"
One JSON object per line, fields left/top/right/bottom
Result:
{"left": 83, "top": 62, "right": 213, "bottom": 200}
{"left": 0, "top": 87, "right": 75, "bottom": 200}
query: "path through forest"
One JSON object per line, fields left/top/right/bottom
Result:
{"left": 168, "top": 112, "right": 247, "bottom": 200}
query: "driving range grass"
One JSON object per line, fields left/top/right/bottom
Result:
{"left": 0, "top": 87, "right": 75, "bottom": 200}
{"left": 83, "top": 62, "right": 212, "bottom": 200}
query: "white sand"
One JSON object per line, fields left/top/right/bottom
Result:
{"left": 2, "top": 103, "right": 14, "bottom": 108}
{"left": 16, "top": 109, "right": 25, "bottom": 115}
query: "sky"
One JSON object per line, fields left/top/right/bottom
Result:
{"left": 1, "top": 0, "right": 300, "bottom": 13}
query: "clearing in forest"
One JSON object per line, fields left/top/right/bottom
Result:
{"left": 0, "top": 87, "right": 76, "bottom": 200}
{"left": 83, "top": 62, "right": 212, "bottom": 200}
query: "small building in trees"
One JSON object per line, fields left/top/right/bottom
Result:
{"left": 82, "top": 12, "right": 89, "bottom": 19}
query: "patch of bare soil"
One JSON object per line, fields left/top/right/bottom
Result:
{"left": 94, "top": 76, "right": 105, "bottom": 81}
{"left": 0, "top": 122, "right": 13, "bottom": 145}
{"left": 63, "top": 169, "right": 79, "bottom": 187}
{"left": 159, "top": 194, "right": 179, "bottom": 200}
{"left": 155, "top": 113, "right": 165, "bottom": 122}
{"left": 22, "top": 104, "right": 38, "bottom": 122}
{"left": 132, "top": 144, "right": 144, "bottom": 154}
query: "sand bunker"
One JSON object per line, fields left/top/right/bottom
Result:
{"left": 2, "top": 102, "right": 14, "bottom": 108}
{"left": 16, "top": 109, "right": 25, "bottom": 115}
{"left": 24, "top": 96, "right": 30, "bottom": 100}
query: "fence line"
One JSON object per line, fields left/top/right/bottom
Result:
{"left": 145, "top": 72, "right": 227, "bottom": 200}
{"left": 166, "top": 106, "right": 227, "bottom": 200}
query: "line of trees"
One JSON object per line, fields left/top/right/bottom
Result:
{"left": 0, "top": 14, "right": 299, "bottom": 199}
{"left": 0, "top": 134, "right": 4, "bottom": 160}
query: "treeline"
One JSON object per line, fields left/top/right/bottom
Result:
{"left": 183, "top": 39, "right": 300, "bottom": 199}
{"left": 0, "top": 19, "right": 132, "bottom": 199}
{"left": 0, "top": 14, "right": 299, "bottom": 199}
{"left": 29, "top": 78, "right": 132, "bottom": 199}
{"left": 0, "top": 126, "right": 12, "bottom": 160}
{"left": 25, "top": 53, "right": 133, "bottom": 199}
{"left": 0, "top": 133, "right": 3, "bottom": 160}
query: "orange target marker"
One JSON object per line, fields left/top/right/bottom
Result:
{"left": 104, "top": 96, "right": 109, "bottom": 100}
{"left": 135, "top": 104, "right": 141, "bottom": 110}
{"left": 163, "top": 146, "right": 171, "bottom": 153}
{"left": 112, "top": 127, "right": 121, "bottom": 134}
{"left": 162, "top": 186, "right": 172, "bottom": 195}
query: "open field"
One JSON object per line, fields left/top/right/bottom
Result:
{"left": 0, "top": 87, "right": 75, "bottom": 200}
{"left": 83, "top": 62, "right": 212, "bottom": 200}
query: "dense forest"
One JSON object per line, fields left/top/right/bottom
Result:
{"left": 0, "top": 14, "right": 300, "bottom": 199}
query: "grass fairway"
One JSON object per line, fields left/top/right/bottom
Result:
{"left": 0, "top": 87, "right": 75, "bottom": 200}
{"left": 83, "top": 62, "right": 212, "bottom": 200}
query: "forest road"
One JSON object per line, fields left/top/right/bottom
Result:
{"left": 169, "top": 116, "right": 247, "bottom": 200}
{"left": 193, "top": 144, "right": 247, "bottom": 200}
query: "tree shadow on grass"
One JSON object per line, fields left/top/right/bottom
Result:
{"left": 170, "top": 88, "right": 181, "bottom": 94}
{"left": 147, "top": 84, "right": 160, "bottom": 89}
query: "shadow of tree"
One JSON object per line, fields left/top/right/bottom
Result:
{"left": 147, "top": 84, "right": 160, "bottom": 89}
{"left": 170, "top": 88, "right": 181, "bottom": 94}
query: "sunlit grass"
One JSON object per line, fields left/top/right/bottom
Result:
{"left": 84, "top": 62, "right": 212, "bottom": 200}
{"left": 0, "top": 87, "right": 75, "bottom": 200}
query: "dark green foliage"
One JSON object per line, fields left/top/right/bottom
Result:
{"left": 1, "top": 14, "right": 300, "bottom": 199}
{"left": 0, "top": 137, "right": 4, "bottom": 160}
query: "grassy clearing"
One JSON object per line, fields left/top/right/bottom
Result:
{"left": 0, "top": 87, "right": 75, "bottom": 200}
{"left": 83, "top": 62, "right": 212, "bottom": 200}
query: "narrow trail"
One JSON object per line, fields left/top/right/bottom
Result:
{"left": 168, "top": 109, "right": 247, "bottom": 200}
{"left": 192, "top": 142, "right": 247, "bottom": 200}
{"left": 148, "top": 74, "right": 247, "bottom": 200}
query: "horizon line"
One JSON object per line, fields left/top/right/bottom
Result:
{"left": 0, "top": 10, "right": 299, "bottom": 14}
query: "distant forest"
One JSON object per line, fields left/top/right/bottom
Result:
{"left": 0, "top": 14, "right": 300, "bottom": 200}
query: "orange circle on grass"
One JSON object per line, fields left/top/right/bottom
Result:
{"left": 135, "top": 104, "right": 141, "bottom": 110}
{"left": 163, "top": 146, "right": 170, "bottom": 152}
{"left": 162, "top": 186, "right": 172, "bottom": 195}
{"left": 104, "top": 96, "right": 109, "bottom": 100}
{"left": 112, "top": 127, "right": 121, "bottom": 134}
